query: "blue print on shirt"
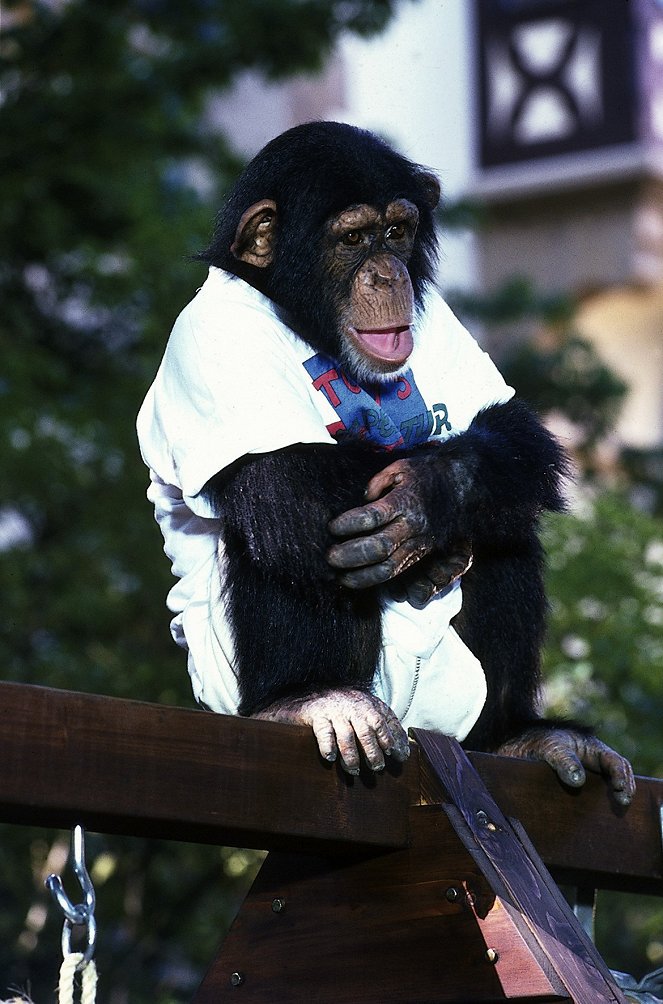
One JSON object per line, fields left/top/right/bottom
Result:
{"left": 303, "top": 353, "right": 452, "bottom": 450}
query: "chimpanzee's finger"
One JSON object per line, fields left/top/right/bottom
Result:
{"left": 327, "top": 516, "right": 421, "bottom": 570}
{"left": 580, "top": 737, "right": 636, "bottom": 806}
{"left": 545, "top": 748, "right": 587, "bottom": 789}
{"left": 499, "top": 729, "right": 587, "bottom": 788}
{"left": 404, "top": 575, "right": 437, "bottom": 609}
{"left": 334, "top": 538, "right": 432, "bottom": 587}
{"left": 328, "top": 494, "right": 403, "bottom": 537}
{"left": 308, "top": 714, "right": 339, "bottom": 764}
{"left": 354, "top": 701, "right": 410, "bottom": 768}
{"left": 351, "top": 716, "right": 386, "bottom": 772}
{"left": 331, "top": 716, "right": 362, "bottom": 775}
{"left": 363, "top": 461, "right": 411, "bottom": 502}
{"left": 378, "top": 705, "right": 411, "bottom": 761}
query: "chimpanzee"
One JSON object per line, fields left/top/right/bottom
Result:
{"left": 137, "top": 121, "right": 634, "bottom": 803}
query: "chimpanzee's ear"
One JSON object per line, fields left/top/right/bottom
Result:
{"left": 419, "top": 172, "right": 441, "bottom": 210}
{"left": 231, "top": 199, "right": 278, "bottom": 268}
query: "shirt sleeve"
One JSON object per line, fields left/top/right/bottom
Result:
{"left": 137, "top": 283, "right": 334, "bottom": 517}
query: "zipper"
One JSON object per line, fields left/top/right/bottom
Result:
{"left": 402, "top": 656, "right": 421, "bottom": 720}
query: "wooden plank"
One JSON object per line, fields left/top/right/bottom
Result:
{"left": 413, "top": 729, "right": 628, "bottom": 1004}
{"left": 468, "top": 751, "right": 663, "bottom": 894}
{"left": 0, "top": 681, "right": 415, "bottom": 851}
{"left": 195, "top": 806, "right": 567, "bottom": 1003}
{"left": 0, "top": 680, "right": 662, "bottom": 892}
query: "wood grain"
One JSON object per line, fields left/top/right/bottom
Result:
{"left": 0, "top": 680, "right": 662, "bottom": 896}
{"left": 0, "top": 680, "right": 415, "bottom": 851}
{"left": 413, "top": 729, "right": 628, "bottom": 1004}
{"left": 195, "top": 807, "right": 568, "bottom": 1002}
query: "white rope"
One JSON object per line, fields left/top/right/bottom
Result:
{"left": 57, "top": 954, "right": 97, "bottom": 1004}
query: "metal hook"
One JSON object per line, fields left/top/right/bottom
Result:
{"left": 45, "top": 825, "right": 97, "bottom": 971}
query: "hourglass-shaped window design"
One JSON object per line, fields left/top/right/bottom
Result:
{"left": 476, "top": 0, "right": 636, "bottom": 168}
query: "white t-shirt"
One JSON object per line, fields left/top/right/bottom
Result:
{"left": 137, "top": 267, "right": 514, "bottom": 740}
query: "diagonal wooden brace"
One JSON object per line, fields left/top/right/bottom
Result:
{"left": 193, "top": 731, "right": 628, "bottom": 1002}
{"left": 413, "top": 728, "right": 628, "bottom": 1004}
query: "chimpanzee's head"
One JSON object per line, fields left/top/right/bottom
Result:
{"left": 199, "top": 121, "right": 441, "bottom": 384}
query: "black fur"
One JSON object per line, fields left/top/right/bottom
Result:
{"left": 203, "top": 401, "right": 568, "bottom": 732}
{"left": 205, "top": 445, "right": 386, "bottom": 714}
{"left": 198, "top": 122, "right": 569, "bottom": 749}
{"left": 197, "top": 122, "right": 439, "bottom": 362}
{"left": 411, "top": 398, "right": 568, "bottom": 550}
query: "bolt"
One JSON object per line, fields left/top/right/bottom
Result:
{"left": 230, "top": 972, "right": 245, "bottom": 988}
{"left": 485, "top": 948, "right": 499, "bottom": 965}
{"left": 476, "top": 810, "right": 497, "bottom": 831}
{"left": 445, "top": 887, "right": 460, "bottom": 903}
{"left": 272, "top": 897, "right": 286, "bottom": 914}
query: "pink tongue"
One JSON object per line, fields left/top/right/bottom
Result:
{"left": 356, "top": 326, "right": 413, "bottom": 363}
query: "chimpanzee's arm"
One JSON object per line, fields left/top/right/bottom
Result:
{"left": 455, "top": 542, "right": 635, "bottom": 805}
{"left": 327, "top": 398, "right": 568, "bottom": 587}
{"left": 327, "top": 399, "right": 635, "bottom": 804}
{"left": 201, "top": 444, "right": 410, "bottom": 773}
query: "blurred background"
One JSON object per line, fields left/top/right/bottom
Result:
{"left": 2, "top": 0, "right": 663, "bottom": 998}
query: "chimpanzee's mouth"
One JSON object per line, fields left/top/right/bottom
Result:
{"left": 349, "top": 325, "right": 413, "bottom": 365}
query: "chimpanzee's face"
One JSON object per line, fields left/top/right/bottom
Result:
{"left": 219, "top": 124, "right": 440, "bottom": 385}
{"left": 324, "top": 199, "right": 420, "bottom": 383}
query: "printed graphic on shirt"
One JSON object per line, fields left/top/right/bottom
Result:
{"left": 303, "top": 353, "right": 452, "bottom": 450}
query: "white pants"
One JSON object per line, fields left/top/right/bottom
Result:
{"left": 180, "top": 555, "right": 486, "bottom": 742}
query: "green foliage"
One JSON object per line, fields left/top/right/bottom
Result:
{"left": 501, "top": 335, "right": 628, "bottom": 451}
{"left": 542, "top": 493, "right": 663, "bottom": 779}
{"left": 541, "top": 495, "right": 663, "bottom": 978}
{"left": 622, "top": 445, "right": 663, "bottom": 517}
{"left": 449, "top": 274, "right": 574, "bottom": 327}
{"left": 0, "top": 0, "right": 412, "bottom": 998}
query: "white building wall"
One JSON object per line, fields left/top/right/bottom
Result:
{"left": 338, "top": 0, "right": 478, "bottom": 294}
{"left": 207, "top": 0, "right": 478, "bottom": 296}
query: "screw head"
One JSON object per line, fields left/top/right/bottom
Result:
{"left": 272, "top": 897, "right": 286, "bottom": 914}
{"left": 230, "top": 971, "right": 245, "bottom": 987}
{"left": 476, "top": 810, "right": 497, "bottom": 831}
{"left": 486, "top": 948, "right": 499, "bottom": 964}
{"left": 445, "top": 886, "right": 460, "bottom": 902}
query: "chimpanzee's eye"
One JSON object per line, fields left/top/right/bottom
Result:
{"left": 343, "top": 231, "right": 363, "bottom": 246}
{"left": 386, "top": 224, "right": 406, "bottom": 241}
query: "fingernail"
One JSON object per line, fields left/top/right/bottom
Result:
{"left": 371, "top": 763, "right": 385, "bottom": 773}
{"left": 325, "top": 752, "right": 337, "bottom": 762}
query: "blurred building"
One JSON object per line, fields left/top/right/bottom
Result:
{"left": 472, "top": 0, "right": 663, "bottom": 456}
{"left": 210, "top": 0, "right": 663, "bottom": 456}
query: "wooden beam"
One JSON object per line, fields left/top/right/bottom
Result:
{"left": 415, "top": 730, "right": 628, "bottom": 1004}
{"left": 0, "top": 681, "right": 415, "bottom": 852}
{"left": 0, "top": 681, "right": 662, "bottom": 895}
{"left": 196, "top": 806, "right": 570, "bottom": 1003}
{"left": 467, "top": 751, "right": 663, "bottom": 895}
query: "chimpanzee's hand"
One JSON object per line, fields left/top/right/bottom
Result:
{"left": 326, "top": 458, "right": 442, "bottom": 588}
{"left": 497, "top": 726, "right": 636, "bottom": 807}
{"left": 389, "top": 548, "right": 473, "bottom": 609}
{"left": 253, "top": 689, "right": 410, "bottom": 775}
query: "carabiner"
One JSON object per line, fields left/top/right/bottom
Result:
{"left": 45, "top": 825, "right": 97, "bottom": 971}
